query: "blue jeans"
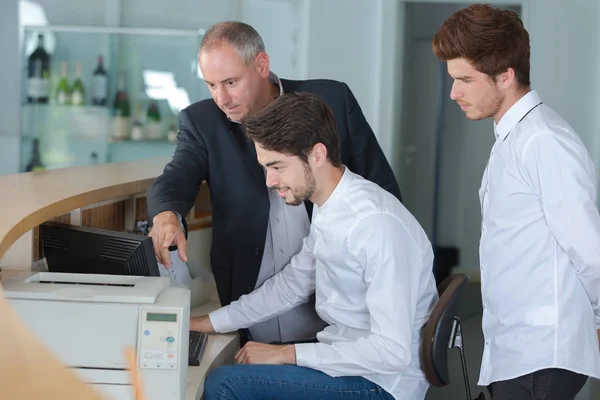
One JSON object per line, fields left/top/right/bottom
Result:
{"left": 204, "top": 364, "right": 395, "bottom": 400}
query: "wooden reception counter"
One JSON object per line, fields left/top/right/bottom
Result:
{"left": 0, "top": 158, "right": 238, "bottom": 400}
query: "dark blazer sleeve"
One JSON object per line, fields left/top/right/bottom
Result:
{"left": 146, "top": 108, "right": 208, "bottom": 226}
{"left": 342, "top": 83, "right": 402, "bottom": 202}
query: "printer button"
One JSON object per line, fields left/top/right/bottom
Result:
{"left": 160, "top": 336, "right": 166, "bottom": 342}
{"left": 144, "top": 352, "right": 153, "bottom": 359}
{"left": 168, "top": 353, "right": 175, "bottom": 359}
{"left": 166, "top": 336, "right": 175, "bottom": 343}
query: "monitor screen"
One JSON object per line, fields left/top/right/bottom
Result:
{"left": 41, "top": 221, "right": 159, "bottom": 277}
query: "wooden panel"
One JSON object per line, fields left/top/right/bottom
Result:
{"left": 136, "top": 196, "right": 148, "bottom": 222}
{"left": 136, "top": 183, "right": 212, "bottom": 232}
{"left": 81, "top": 201, "right": 126, "bottom": 231}
{"left": 194, "top": 183, "right": 211, "bottom": 216}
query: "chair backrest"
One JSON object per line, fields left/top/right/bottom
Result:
{"left": 420, "top": 273, "right": 470, "bottom": 387}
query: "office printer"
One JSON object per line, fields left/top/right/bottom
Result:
{"left": 3, "top": 272, "right": 190, "bottom": 400}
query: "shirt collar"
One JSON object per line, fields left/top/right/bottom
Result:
{"left": 228, "top": 71, "right": 283, "bottom": 124}
{"left": 493, "top": 89, "right": 542, "bottom": 140}
{"left": 318, "top": 166, "right": 349, "bottom": 211}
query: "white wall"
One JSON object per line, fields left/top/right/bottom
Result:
{"left": 302, "top": 0, "right": 380, "bottom": 133}
{"left": 120, "top": 0, "right": 241, "bottom": 29}
{"left": 526, "top": 0, "right": 600, "bottom": 195}
{"left": 241, "top": 0, "right": 305, "bottom": 80}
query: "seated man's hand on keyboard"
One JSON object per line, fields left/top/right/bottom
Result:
{"left": 190, "top": 315, "right": 215, "bottom": 333}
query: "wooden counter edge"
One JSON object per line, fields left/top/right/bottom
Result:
{"left": 0, "top": 178, "right": 155, "bottom": 261}
{"left": 186, "top": 303, "right": 240, "bottom": 400}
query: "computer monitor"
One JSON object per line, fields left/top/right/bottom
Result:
{"left": 41, "top": 221, "right": 159, "bottom": 276}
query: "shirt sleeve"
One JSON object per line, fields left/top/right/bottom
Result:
{"left": 295, "top": 213, "right": 428, "bottom": 375}
{"left": 523, "top": 132, "right": 600, "bottom": 328}
{"left": 209, "top": 233, "right": 317, "bottom": 333}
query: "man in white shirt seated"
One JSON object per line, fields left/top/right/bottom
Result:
{"left": 433, "top": 4, "right": 600, "bottom": 400}
{"left": 190, "top": 92, "right": 438, "bottom": 400}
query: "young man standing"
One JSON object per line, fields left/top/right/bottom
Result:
{"left": 433, "top": 4, "right": 600, "bottom": 399}
{"left": 190, "top": 92, "right": 438, "bottom": 400}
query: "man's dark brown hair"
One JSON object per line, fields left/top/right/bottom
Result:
{"left": 433, "top": 4, "right": 530, "bottom": 87}
{"left": 241, "top": 92, "right": 342, "bottom": 167}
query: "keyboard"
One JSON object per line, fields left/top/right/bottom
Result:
{"left": 188, "top": 331, "right": 208, "bottom": 366}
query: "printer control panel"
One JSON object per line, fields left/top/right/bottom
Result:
{"left": 138, "top": 309, "right": 182, "bottom": 370}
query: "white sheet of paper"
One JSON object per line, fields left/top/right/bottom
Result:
{"left": 157, "top": 250, "right": 192, "bottom": 288}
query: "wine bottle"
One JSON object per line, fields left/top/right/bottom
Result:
{"left": 90, "top": 151, "right": 99, "bottom": 165}
{"left": 113, "top": 74, "right": 131, "bottom": 117}
{"left": 131, "top": 104, "right": 144, "bottom": 141}
{"left": 71, "top": 62, "right": 85, "bottom": 106}
{"left": 25, "top": 139, "right": 45, "bottom": 172}
{"left": 27, "top": 34, "right": 50, "bottom": 104}
{"left": 56, "top": 61, "right": 71, "bottom": 105}
{"left": 91, "top": 55, "right": 108, "bottom": 106}
{"left": 146, "top": 100, "right": 162, "bottom": 140}
{"left": 112, "top": 73, "right": 131, "bottom": 140}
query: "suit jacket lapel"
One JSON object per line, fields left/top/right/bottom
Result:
{"left": 228, "top": 122, "right": 266, "bottom": 185}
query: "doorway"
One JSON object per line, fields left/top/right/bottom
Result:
{"left": 398, "top": 2, "right": 520, "bottom": 280}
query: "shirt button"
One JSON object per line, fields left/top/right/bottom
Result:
{"left": 276, "top": 218, "right": 280, "bottom": 223}
{"left": 278, "top": 249, "right": 284, "bottom": 255}
{"left": 253, "top": 248, "right": 261, "bottom": 256}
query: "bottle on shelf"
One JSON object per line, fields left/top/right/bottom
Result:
{"left": 131, "top": 104, "right": 144, "bottom": 141}
{"left": 91, "top": 55, "right": 108, "bottom": 106}
{"left": 25, "top": 138, "right": 45, "bottom": 172}
{"left": 90, "top": 151, "right": 99, "bottom": 165}
{"left": 71, "top": 62, "right": 85, "bottom": 106}
{"left": 55, "top": 61, "right": 71, "bottom": 105}
{"left": 146, "top": 100, "right": 162, "bottom": 140}
{"left": 112, "top": 73, "right": 131, "bottom": 140}
{"left": 27, "top": 34, "right": 50, "bottom": 104}
{"left": 167, "top": 119, "right": 178, "bottom": 142}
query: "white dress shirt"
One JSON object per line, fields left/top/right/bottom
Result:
{"left": 226, "top": 71, "right": 328, "bottom": 343}
{"left": 478, "top": 89, "right": 600, "bottom": 386}
{"left": 210, "top": 167, "right": 438, "bottom": 400}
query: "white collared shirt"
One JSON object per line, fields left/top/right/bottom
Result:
{"left": 478, "top": 90, "right": 600, "bottom": 386}
{"left": 210, "top": 167, "right": 438, "bottom": 400}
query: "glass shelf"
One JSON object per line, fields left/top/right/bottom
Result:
{"left": 20, "top": 24, "right": 208, "bottom": 172}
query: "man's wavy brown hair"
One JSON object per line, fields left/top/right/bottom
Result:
{"left": 433, "top": 4, "right": 530, "bottom": 87}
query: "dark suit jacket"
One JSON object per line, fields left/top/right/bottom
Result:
{"left": 147, "top": 78, "right": 401, "bottom": 307}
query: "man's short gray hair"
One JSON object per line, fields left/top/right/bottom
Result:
{"left": 200, "top": 21, "right": 265, "bottom": 64}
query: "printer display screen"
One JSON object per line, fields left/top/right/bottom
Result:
{"left": 147, "top": 312, "right": 177, "bottom": 322}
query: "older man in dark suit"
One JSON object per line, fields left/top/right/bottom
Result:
{"left": 147, "top": 21, "right": 401, "bottom": 346}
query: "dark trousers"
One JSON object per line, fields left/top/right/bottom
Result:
{"left": 488, "top": 368, "right": 588, "bottom": 400}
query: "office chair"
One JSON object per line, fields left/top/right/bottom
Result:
{"left": 421, "top": 273, "right": 486, "bottom": 400}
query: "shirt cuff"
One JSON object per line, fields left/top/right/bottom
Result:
{"left": 294, "top": 343, "right": 319, "bottom": 369}
{"left": 208, "top": 306, "right": 236, "bottom": 333}
{"left": 174, "top": 212, "right": 185, "bottom": 232}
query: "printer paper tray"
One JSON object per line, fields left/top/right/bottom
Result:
{"left": 75, "top": 369, "right": 134, "bottom": 400}
{"left": 73, "top": 368, "right": 130, "bottom": 385}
